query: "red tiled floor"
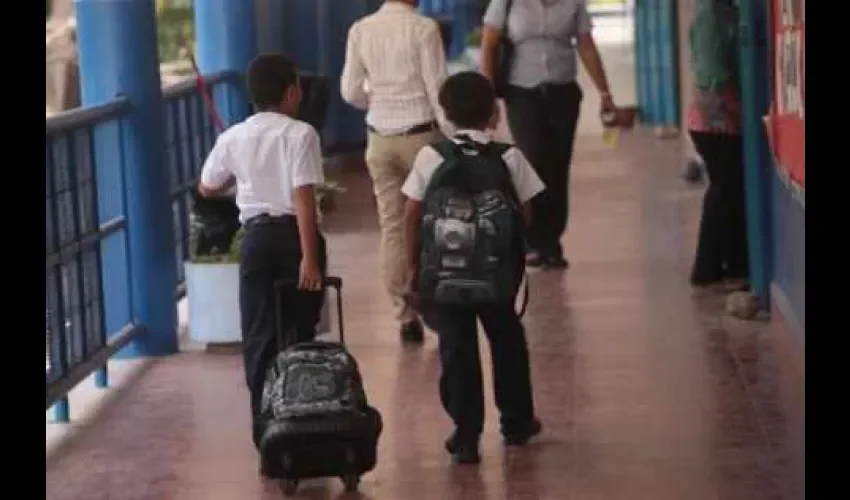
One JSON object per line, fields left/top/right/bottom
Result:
{"left": 45, "top": 130, "right": 804, "bottom": 500}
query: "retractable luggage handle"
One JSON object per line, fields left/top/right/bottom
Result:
{"left": 273, "top": 277, "right": 344, "bottom": 349}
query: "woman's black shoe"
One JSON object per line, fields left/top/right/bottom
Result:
{"left": 503, "top": 418, "right": 543, "bottom": 446}
{"left": 400, "top": 320, "right": 424, "bottom": 344}
{"left": 543, "top": 255, "right": 569, "bottom": 269}
{"left": 445, "top": 433, "right": 481, "bottom": 464}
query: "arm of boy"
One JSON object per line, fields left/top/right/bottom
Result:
{"left": 403, "top": 199, "right": 423, "bottom": 290}
{"left": 198, "top": 137, "right": 236, "bottom": 198}
{"left": 291, "top": 128, "right": 325, "bottom": 291}
{"left": 503, "top": 146, "right": 545, "bottom": 227}
{"left": 401, "top": 146, "right": 441, "bottom": 293}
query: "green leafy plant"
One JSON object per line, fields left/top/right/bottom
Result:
{"left": 156, "top": 4, "right": 194, "bottom": 63}
{"left": 188, "top": 180, "right": 344, "bottom": 264}
{"left": 189, "top": 224, "right": 242, "bottom": 264}
{"left": 465, "top": 28, "right": 482, "bottom": 48}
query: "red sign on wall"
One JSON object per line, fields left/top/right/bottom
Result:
{"left": 766, "top": 0, "right": 805, "bottom": 187}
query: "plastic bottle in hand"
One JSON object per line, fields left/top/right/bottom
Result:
{"left": 601, "top": 109, "right": 619, "bottom": 147}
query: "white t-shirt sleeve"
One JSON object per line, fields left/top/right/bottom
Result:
{"left": 199, "top": 137, "right": 233, "bottom": 189}
{"left": 290, "top": 126, "right": 325, "bottom": 189}
{"left": 482, "top": 0, "right": 510, "bottom": 29}
{"left": 576, "top": 2, "right": 594, "bottom": 35}
{"left": 503, "top": 147, "right": 545, "bottom": 204}
{"left": 402, "top": 145, "right": 444, "bottom": 201}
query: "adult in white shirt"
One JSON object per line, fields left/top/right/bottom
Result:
{"left": 198, "top": 54, "right": 326, "bottom": 457}
{"left": 340, "top": 0, "right": 450, "bottom": 344}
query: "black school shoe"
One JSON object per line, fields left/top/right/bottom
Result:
{"left": 400, "top": 319, "right": 424, "bottom": 344}
{"left": 445, "top": 433, "right": 481, "bottom": 464}
{"left": 503, "top": 418, "right": 543, "bottom": 446}
{"left": 543, "top": 254, "right": 569, "bottom": 269}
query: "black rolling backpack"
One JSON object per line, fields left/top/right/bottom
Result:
{"left": 258, "top": 277, "right": 382, "bottom": 496}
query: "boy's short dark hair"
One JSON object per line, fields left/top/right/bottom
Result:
{"left": 247, "top": 53, "right": 298, "bottom": 110}
{"left": 438, "top": 71, "right": 496, "bottom": 129}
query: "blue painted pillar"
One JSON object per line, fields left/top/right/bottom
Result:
{"left": 75, "top": 0, "right": 178, "bottom": 357}
{"left": 738, "top": 0, "right": 774, "bottom": 301}
{"left": 257, "top": 0, "right": 287, "bottom": 53}
{"left": 658, "top": 0, "right": 679, "bottom": 126}
{"left": 318, "top": 0, "right": 370, "bottom": 150}
{"left": 451, "top": 0, "right": 477, "bottom": 60}
{"left": 634, "top": 2, "right": 649, "bottom": 121}
{"left": 195, "top": 0, "right": 258, "bottom": 124}
{"left": 281, "top": 0, "right": 320, "bottom": 72}
{"left": 633, "top": 0, "right": 679, "bottom": 126}
{"left": 419, "top": 0, "right": 434, "bottom": 16}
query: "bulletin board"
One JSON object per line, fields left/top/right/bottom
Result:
{"left": 766, "top": 0, "right": 805, "bottom": 188}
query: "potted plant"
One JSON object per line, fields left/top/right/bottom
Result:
{"left": 185, "top": 197, "right": 243, "bottom": 348}
{"left": 185, "top": 180, "right": 343, "bottom": 349}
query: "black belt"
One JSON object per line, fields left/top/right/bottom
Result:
{"left": 243, "top": 213, "right": 296, "bottom": 228}
{"left": 367, "top": 120, "right": 438, "bottom": 137}
{"left": 511, "top": 81, "right": 578, "bottom": 96}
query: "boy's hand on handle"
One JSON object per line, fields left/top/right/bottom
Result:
{"left": 299, "top": 257, "right": 322, "bottom": 291}
{"left": 600, "top": 93, "right": 618, "bottom": 127}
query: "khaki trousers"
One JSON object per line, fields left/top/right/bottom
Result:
{"left": 365, "top": 128, "right": 444, "bottom": 325}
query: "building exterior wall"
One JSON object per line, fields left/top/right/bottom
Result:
{"left": 771, "top": 173, "right": 805, "bottom": 343}
{"left": 767, "top": 0, "right": 805, "bottom": 343}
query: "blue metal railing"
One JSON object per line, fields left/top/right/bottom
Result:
{"left": 46, "top": 98, "right": 137, "bottom": 421}
{"left": 162, "top": 70, "right": 244, "bottom": 299}
{"left": 45, "top": 69, "right": 246, "bottom": 422}
{"left": 163, "top": 71, "right": 232, "bottom": 298}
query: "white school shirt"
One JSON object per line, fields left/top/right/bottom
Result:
{"left": 401, "top": 129, "right": 545, "bottom": 204}
{"left": 199, "top": 112, "right": 324, "bottom": 223}
{"left": 340, "top": 1, "right": 451, "bottom": 135}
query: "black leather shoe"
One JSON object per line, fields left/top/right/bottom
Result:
{"left": 525, "top": 253, "right": 544, "bottom": 268}
{"left": 259, "top": 459, "right": 271, "bottom": 478}
{"left": 503, "top": 418, "right": 543, "bottom": 446}
{"left": 445, "top": 433, "right": 481, "bottom": 464}
{"left": 400, "top": 320, "right": 424, "bottom": 344}
{"left": 543, "top": 255, "right": 569, "bottom": 269}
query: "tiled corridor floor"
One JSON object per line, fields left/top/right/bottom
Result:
{"left": 46, "top": 15, "right": 803, "bottom": 499}
{"left": 45, "top": 129, "right": 804, "bottom": 500}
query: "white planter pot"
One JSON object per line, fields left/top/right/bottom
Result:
{"left": 185, "top": 262, "right": 241, "bottom": 344}
{"left": 185, "top": 261, "right": 332, "bottom": 344}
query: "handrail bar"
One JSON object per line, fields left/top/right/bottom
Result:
{"left": 46, "top": 97, "right": 132, "bottom": 136}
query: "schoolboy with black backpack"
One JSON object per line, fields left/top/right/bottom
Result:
{"left": 401, "top": 71, "right": 544, "bottom": 464}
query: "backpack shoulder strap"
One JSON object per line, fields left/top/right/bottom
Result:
{"left": 481, "top": 141, "right": 522, "bottom": 204}
{"left": 489, "top": 142, "right": 512, "bottom": 156}
{"left": 431, "top": 139, "right": 463, "bottom": 161}
{"left": 424, "top": 140, "right": 464, "bottom": 198}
